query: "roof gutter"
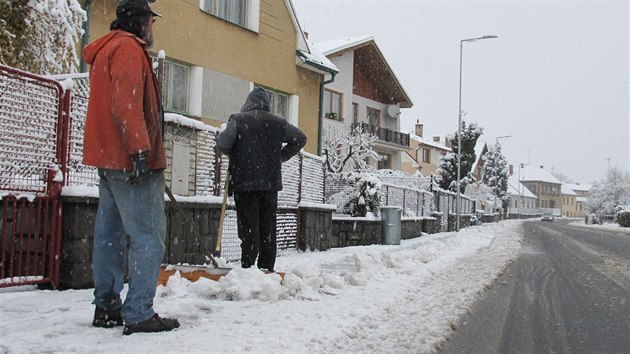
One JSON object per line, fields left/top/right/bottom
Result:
{"left": 295, "top": 50, "right": 339, "bottom": 156}
{"left": 318, "top": 71, "right": 337, "bottom": 156}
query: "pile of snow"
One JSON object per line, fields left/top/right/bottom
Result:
{"left": 0, "top": 221, "right": 524, "bottom": 353}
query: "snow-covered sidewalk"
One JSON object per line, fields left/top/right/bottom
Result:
{"left": 0, "top": 220, "right": 524, "bottom": 353}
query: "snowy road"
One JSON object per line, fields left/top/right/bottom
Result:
{"left": 0, "top": 221, "right": 523, "bottom": 353}
{"left": 441, "top": 220, "right": 630, "bottom": 353}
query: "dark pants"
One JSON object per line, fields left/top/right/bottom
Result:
{"left": 233, "top": 190, "right": 278, "bottom": 271}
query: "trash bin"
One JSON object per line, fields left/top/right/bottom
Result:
{"left": 381, "top": 206, "right": 401, "bottom": 245}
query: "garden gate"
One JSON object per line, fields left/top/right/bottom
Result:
{"left": 0, "top": 65, "right": 72, "bottom": 288}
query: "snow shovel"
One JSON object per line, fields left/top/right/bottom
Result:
{"left": 159, "top": 184, "right": 232, "bottom": 285}
{"left": 159, "top": 176, "right": 284, "bottom": 286}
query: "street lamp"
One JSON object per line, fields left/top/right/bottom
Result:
{"left": 496, "top": 135, "right": 513, "bottom": 145}
{"left": 456, "top": 34, "right": 498, "bottom": 232}
{"left": 518, "top": 163, "right": 529, "bottom": 217}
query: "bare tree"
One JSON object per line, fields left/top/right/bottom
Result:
{"left": 322, "top": 125, "right": 380, "bottom": 173}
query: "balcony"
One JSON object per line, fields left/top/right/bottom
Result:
{"left": 351, "top": 122, "right": 410, "bottom": 148}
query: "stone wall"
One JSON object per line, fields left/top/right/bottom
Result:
{"left": 60, "top": 196, "right": 334, "bottom": 289}
{"left": 298, "top": 207, "right": 333, "bottom": 252}
{"left": 330, "top": 218, "right": 382, "bottom": 248}
{"left": 401, "top": 219, "right": 423, "bottom": 240}
{"left": 60, "top": 196, "right": 223, "bottom": 289}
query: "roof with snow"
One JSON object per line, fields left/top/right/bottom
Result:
{"left": 565, "top": 183, "right": 592, "bottom": 192}
{"left": 296, "top": 45, "right": 338, "bottom": 75}
{"left": 471, "top": 141, "right": 489, "bottom": 173}
{"left": 312, "top": 36, "right": 413, "bottom": 108}
{"left": 561, "top": 184, "right": 577, "bottom": 196}
{"left": 409, "top": 133, "right": 451, "bottom": 152}
{"left": 401, "top": 151, "right": 420, "bottom": 168}
{"left": 290, "top": 1, "right": 338, "bottom": 75}
{"left": 507, "top": 176, "right": 537, "bottom": 199}
{"left": 519, "top": 165, "right": 562, "bottom": 184}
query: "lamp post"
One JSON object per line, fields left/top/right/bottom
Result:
{"left": 456, "top": 34, "right": 498, "bottom": 232}
{"left": 518, "top": 162, "right": 529, "bottom": 217}
{"left": 496, "top": 135, "right": 513, "bottom": 145}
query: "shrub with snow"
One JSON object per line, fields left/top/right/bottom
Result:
{"left": 342, "top": 173, "right": 381, "bottom": 217}
{"left": 616, "top": 208, "right": 630, "bottom": 227}
{"left": 585, "top": 213, "right": 601, "bottom": 225}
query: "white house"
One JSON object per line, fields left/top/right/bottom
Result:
{"left": 507, "top": 175, "right": 538, "bottom": 217}
{"left": 312, "top": 36, "right": 413, "bottom": 171}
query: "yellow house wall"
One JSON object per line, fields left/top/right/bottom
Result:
{"left": 405, "top": 139, "right": 445, "bottom": 176}
{"left": 561, "top": 195, "right": 578, "bottom": 217}
{"left": 81, "top": 0, "right": 322, "bottom": 155}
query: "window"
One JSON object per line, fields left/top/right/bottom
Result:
{"left": 155, "top": 58, "right": 190, "bottom": 114}
{"left": 256, "top": 87, "right": 288, "bottom": 118}
{"left": 352, "top": 102, "right": 358, "bottom": 123}
{"left": 367, "top": 107, "right": 380, "bottom": 127}
{"left": 324, "top": 89, "right": 342, "bottom": 121}
{"left": 378, "top": 153, "right": 391, "bottom": 170}
{"left": 201, "top": 0, "right": 247, "bottom": 27}
{"left": 422, "top": 148, "right": 431, "bottom": 163}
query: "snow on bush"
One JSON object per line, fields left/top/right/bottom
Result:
{"left": 616, "top": 207, "right": 630, "bottom": 227}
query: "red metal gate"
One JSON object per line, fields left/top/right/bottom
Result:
{"left": 0, "top": 65, "right": 69, "bottom": 288}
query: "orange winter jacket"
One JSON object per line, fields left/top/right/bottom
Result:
{"left": 82, "top": 30, "right": 166, "bottom": 170}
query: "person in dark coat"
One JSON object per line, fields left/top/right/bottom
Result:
{"left": 216, "top": 88, "right": 307, "bottom": 271}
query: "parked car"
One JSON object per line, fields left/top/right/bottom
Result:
{"left": 541, "top": 213, "right": 554, "bottom": 222}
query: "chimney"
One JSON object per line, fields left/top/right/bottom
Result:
{"left": 415, "top": 119, "right": 424, "bottom": 137}
{"left": 433, "top": 136, "right": 440, "bottom": 143}
{"left": 509, "top": 164, "right": 513, "bottom": 176}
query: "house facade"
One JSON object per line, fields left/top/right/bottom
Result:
{"left": 471, "top": 141, "right": 489, "bottom": 181}
{"left": 79, "top": 0, "right": 335, "bottom": 155}
{"left": 401, "top": 121, "right": 450, "bottom": 176}
{"left": 561, "top": 184, "right": 578, "bottom": 217}
{"left": 312, "top": 36, "right": 413, "bottom": 171}
{"left": 567, "top": 183, "right": 592, "bottom": 217}
{"left": 520, "top": 165, "right": 563, "bottom": 214}
{"left": 507, "top": 175, "right": 538, "bottom": 217}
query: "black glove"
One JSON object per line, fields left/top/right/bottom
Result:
{"left": 126, "top": 152, "right": 149, "bottom": 185}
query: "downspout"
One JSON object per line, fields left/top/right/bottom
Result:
{"left": 80, "top": 0, "right": 91, "bottom": 73}
{"left": 318, "top": 71, "right": 337, "bottom": 156}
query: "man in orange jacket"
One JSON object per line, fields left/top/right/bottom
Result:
{"left": 82, "top": 0, "right": 179, "bottom": 335}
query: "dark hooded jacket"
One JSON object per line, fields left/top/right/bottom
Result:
{"left": 216, "top": 88, "right": 307, "bottom": 192}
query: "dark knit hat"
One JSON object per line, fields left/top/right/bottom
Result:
{"left": 116, "top": 0, "right": 162, "bottom": 18}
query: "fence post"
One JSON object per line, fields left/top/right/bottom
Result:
{"left": 402, "top": 189, "right": 406, "bottom": 212}
{"left": 296, "top": 153, "right": 303, "bottom": 249}
{"left": 213, "top": 141, "right": 222, "bottom": 196}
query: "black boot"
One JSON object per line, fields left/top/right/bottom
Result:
{"left": 92, "top": 306, "right": 123, "bottom": 328}
{"left": 123, "top": 314, "right": 180, "bottom": 335}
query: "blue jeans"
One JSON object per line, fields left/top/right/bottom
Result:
{"left": 92, "top": 168, "right": 166, "bottom": 324}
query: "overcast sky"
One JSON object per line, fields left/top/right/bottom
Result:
{"left": 292, "top": 0, "right": 629, "bottom": 184}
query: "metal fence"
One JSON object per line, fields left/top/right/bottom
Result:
{"left": 1, "top": 65, "right": 68, "bottom": 288}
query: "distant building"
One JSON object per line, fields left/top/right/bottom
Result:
{"left": 560, "top": 184, "right": 578, "bottom": 217}
{"left": 312, "top": 36, "right": 413, "bottom": 171}
{"left": 401, "top": 121, "right": 450, "bottom": 176}
{"left": 471, "top": 141, "right": 489, "bottom": 181}
{"left": 566, "top": 183, "right": 592, "bottom": 217}
{"left": 507, "top": 175, "right": 538, "bottom": 217}
{"left": 519, "top": 165, "right": 562, "bottom": 215}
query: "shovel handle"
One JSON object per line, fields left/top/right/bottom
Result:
{"left": 215, "top": 170, "right": 230, "bottom": 252}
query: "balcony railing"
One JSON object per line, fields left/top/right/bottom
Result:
{"left": 351, "top": 122, "right": 410, "bottom": 147}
